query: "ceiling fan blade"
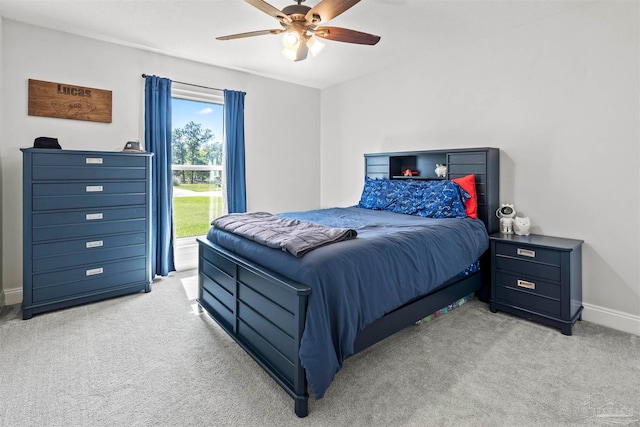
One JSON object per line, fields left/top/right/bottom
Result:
{"left": 216, "top": 29, "right": 284, "bottom": 41}
{"left": 295, "top": 41, "right": 309, "bottom": 61}
{"left": 245, "top": 0, "right": 291, "bottom": 23}
{"left": 305, "top": 0, "right": 360, "bottom": 24}
{"left": 314, "top": 26, "right": 380, "bottom": 45}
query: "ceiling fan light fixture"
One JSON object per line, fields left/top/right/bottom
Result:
{"left": 281, "top": 47, "right": 298, "bottom": 61}
{"left": 282, "top": 32, "right": 300, "bottom": 50}
{"left": 306, "top": 36, "right": 325, "bottom": 57}
{"left": 218, "top": 0, "right": 381, "bottom": 62}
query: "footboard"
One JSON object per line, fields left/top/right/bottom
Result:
{"left": 197, "top": 237, "right": 311, "bottom": 417}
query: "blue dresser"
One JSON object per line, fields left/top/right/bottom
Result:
{"left": 21, "top": 148, "right": 153, "bottom": 319}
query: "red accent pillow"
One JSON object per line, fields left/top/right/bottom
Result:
{"left": 452, "top": 174, "right": 478, "bottom": 219}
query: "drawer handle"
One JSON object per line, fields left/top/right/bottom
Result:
{"left": 85, "top": 158, "right": 103, "bottom": 164}
{"left": 86, "top": 185, "right": 103, "bottom": 192}
{"left": 85, "top": 213, "right": 103, "bottom": 220}
{"left": 86, "top": 240, "right": 104, "bottom": 249}
{"left": 86, "top": 267, "right": 103, "bottom": 276}
{"left": 517, "top": 248, "right": 536, "bottom": 258}
{"left": 517, "top": 279, "right": 536, "bottom": 290}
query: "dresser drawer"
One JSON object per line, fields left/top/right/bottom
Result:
{"left": 33, "top": 212, "right": 146, "bottom": 242}
{"left": 33, "top": 232, "right": 146, "bottom": 258}
{"left": 33, "top": 187, "right": 147, "bottom": 210}
{"left": 494, "top": 285, "right": 561, "bottom": 317}
{"left": 33, "top": 239, "right": 147, "bottom": 273}
{"left": 33, "top": 166, "right": 148, "bottom": 181}
{"left": 32, "top": 152, "right": 147, "bottom": 168}
{"left": 494, "top": 255, "right": 561, "bottom": 282}
{"left": 32, "top": 257, "right": 147, "bottom": 303}
{"left": 494, "top": 242, "right": 560, "bottom": 266}
{"left": 33, "top": 181, "right": 146, "bottom": 197}
{"left": 33, "top": 206, "right": 146, "bottom": 228}
{"left": 494, "top": 271, "right": 560, "bottom": 299}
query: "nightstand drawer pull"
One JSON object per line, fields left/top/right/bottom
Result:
{"left": 85, "top": 185, "right": 103, "bottom": 192}
{"left": 86, "top": 267, "right": 103, "bottom": 276}
{"left": 517, "top": 279, "right": 536, "bottom": 290}
{"left": 517, "top": 248, "right": 536, "bottom": 258}
{"left": 85, "top": 158, "right": 103, "bottom": 164}
{"left": 85, "top": 213, "right": 103, "bottom": 221}
{"left": 86, "top": 240, "right": 104, "bottom": 249}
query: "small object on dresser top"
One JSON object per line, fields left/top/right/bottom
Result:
{"left": 33, "top": 136, "right": 61, "bottom": 149}
{"left": 434, "top": 163, "right": 447, "bottom": 177}
{"left": 122, "top": 140, "right": 143, "bottom": 152}
{"left": 496, "top": 204, "right": 516, "bottom": 234}
{"left": 513, "top": 216, "right": 531, "bottom": 236}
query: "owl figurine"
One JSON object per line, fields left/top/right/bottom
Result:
{"left": 513, "top": 216, "right": 531, "bottom": 236}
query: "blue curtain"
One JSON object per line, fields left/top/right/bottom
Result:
{"left": 145, "top": 75, "right": 176, "bottom": 278}
{"left": 224, "top": 90, "right": 247, "bottom": 213}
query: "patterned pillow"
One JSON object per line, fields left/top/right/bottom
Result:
{"left": 387, "top": 181, "right": 421, "bottom": 215}
{"left": 357, "top": 177, "right": 399, "bottom": 210}
{"left": 412, "top": 180, "right": 470, "bottom": 218}
{"left": 358, "top": 178, "right": 469, "bottom": 219}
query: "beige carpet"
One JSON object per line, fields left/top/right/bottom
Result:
{"left": 1, "top": 269, "right": 638, "bottom": 427}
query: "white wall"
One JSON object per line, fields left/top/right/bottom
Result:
{"left": 1, "top": 20, "right": 320, "bottom": 303}
{"left": 320, "top": 1, "right": 639, "bottom": 334}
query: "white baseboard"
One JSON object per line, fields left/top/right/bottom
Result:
{"left": 3, "top": 286, "right": 22, "bottom": 307}
{"left": 2, "top": 284, "right": 638, "bottom": 335}
{"left": 0, "top": 290, "right": 5, "bottom": 308}
{"left": 582, "top": 303, "right": 640, "bottom": 336}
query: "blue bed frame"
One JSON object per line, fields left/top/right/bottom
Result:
{"left": 197, "top": 147, "right": 500, "bottom": 417}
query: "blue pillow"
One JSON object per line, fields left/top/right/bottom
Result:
{"left": 412, "top": 180, "right": 470, "bottom": 218}
{"left": 387, "top": 180, "right": 420, "bottom": 215}
{"left": 358, "top": 178, "right": 469, "bottom": 219}
{"left": 357, "top": 177, "right": 399, "bottom": 210}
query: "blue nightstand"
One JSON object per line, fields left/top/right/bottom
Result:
{"left": 489, "top": 233, "right": 583, "bottom": 335}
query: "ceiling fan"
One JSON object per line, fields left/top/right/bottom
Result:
{"left": 216, "top": 0, "right": 380, "bottom": 61}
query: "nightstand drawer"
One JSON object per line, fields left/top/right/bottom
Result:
{"left": 494, "top": 242, "right": 560, "bottom": 266}
{"left": 494, "top": 256, "right": 561, "bottom": 282}
{"left": 495, "top": 271, "right": 560, "bottom": 299}
{"left": 494, "top": 285, "right": 561, "bottom": 317}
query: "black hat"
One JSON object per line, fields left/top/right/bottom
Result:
{"left": 34, "top": 137, "right": 61, "bottom": 149}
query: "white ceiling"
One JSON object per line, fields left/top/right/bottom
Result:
{"left": 0, "top": 0, "right": 591, "bottom": 89}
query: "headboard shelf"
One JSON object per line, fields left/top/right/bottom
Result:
{"left": 364, "top": 147, "right": 500, "bottom": 234}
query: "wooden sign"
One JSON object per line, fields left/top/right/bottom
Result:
{"left": 28, "top": 79, "right": 112, "bottom": 123}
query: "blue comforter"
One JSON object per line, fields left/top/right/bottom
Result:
{"left": 206, "top": 207, "right": 489, "bottom": 399}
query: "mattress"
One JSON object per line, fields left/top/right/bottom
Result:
{"left": 206, "top": 206, "right": 489, "bottom": 398}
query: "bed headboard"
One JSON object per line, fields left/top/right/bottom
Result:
{"left": 363, "top": 147, "right": 500, "bottom": 234}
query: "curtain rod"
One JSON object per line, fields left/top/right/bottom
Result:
{"left": 141, "top": 74, "right": 224, "bottom": 92}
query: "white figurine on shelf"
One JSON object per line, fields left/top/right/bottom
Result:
{"left": 496, "top": 204, "right": 516, "bottom": 234}
{"left": 434, "top": 164, "right": 447, "bottom": 177}
{"left": 513, "top": 217, "right": 531, "bottom": 236}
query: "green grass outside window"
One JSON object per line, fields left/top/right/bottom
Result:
{"left": 173, "top": 184, "right": 223, "bottom": 237}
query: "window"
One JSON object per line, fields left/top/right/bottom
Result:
{"left": 171, "top": 83, "right": 224, "bottom": 269}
